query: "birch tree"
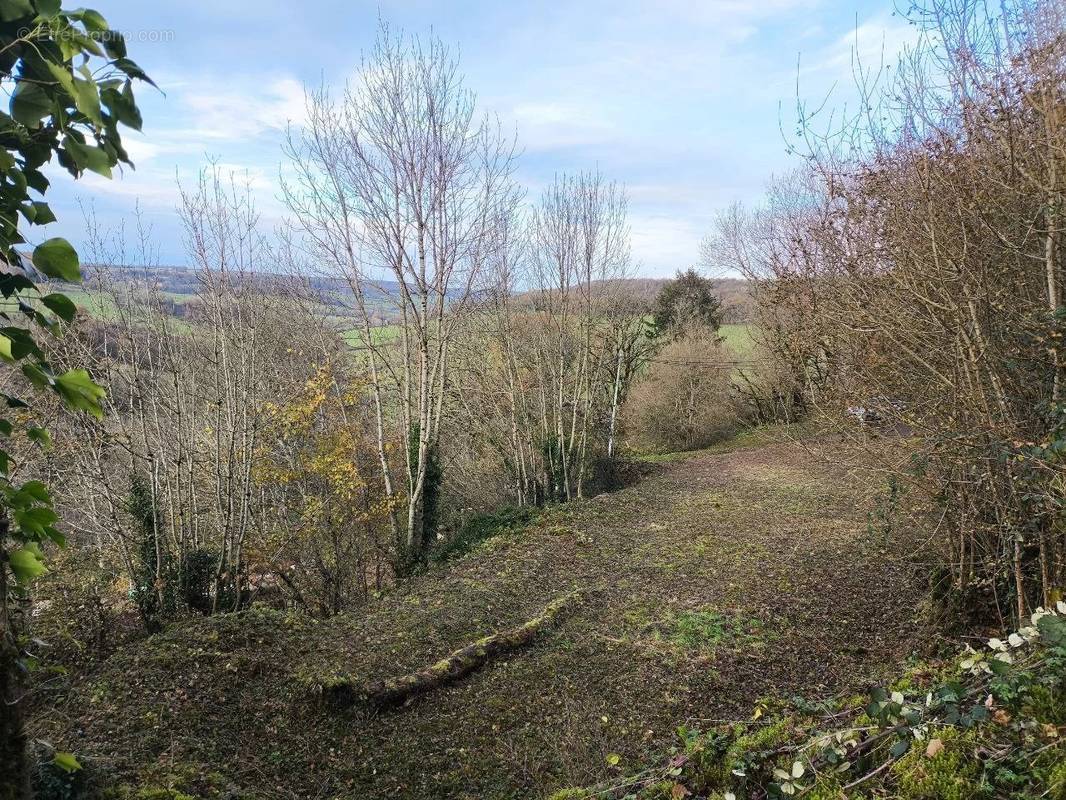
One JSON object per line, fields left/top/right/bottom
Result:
{"left": 282, "top": 24, "right": 518, "bottom": 568}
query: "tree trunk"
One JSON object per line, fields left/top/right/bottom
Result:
{"left": 325, "top": 592, "right": 579, "bottom": 709}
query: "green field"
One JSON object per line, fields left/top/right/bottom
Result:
{"left": 719, "top": 322, "right": 756, "bottom": 358}
{"left": 341, "top": 324, "right": 402, "bottom": 347}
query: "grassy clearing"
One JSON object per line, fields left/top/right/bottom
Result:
{"left": 635, "top": 421, "right": 817, "bottom": 463}
{"left": 719, "top": 323, "right": 756, "bottom": 357}
{"left": 61, "top": 287, "right": 124, "bottom": 320}
{"left": 550, "top": 614, "right": 1066, "bottom": 800}
{"left": 30, "top": 430, "right": 925, "bottom": 799}
{"left": 341, "top": 324, "right": 402, "bottom": 347}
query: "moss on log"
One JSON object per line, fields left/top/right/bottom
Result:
{"left": 332, "top": 592, "right": 579, "bottom": 709}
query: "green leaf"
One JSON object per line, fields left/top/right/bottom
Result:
{"left": 24, "top": 168, "right": 49, "bottom": 194}
{"left": 9, "top": 546, "right": 47, "bottom": 582}
{"left": 54, "top": 368, "right": 106, "bottom": 418}
{"left": 21, "top": 363, "right": 52, "bottom": 389}
{"left": 53, "top": 751, "right": 81, "bottom": 773}
{"left": 10, "top": 82, "right": 52, "bottom": 127}
{"left": 112, "top": 57, "right": 156, "bottom": 87}
{"left": 35, "top": 0, "right": 62, "bottom": 17}
{"left": 16, "top": 506, "right": 59, "bottom": 538}
{"left": 41, "top": 293, "right": 77, "bottom": 322}
{"left": 33, "top": 238, "right": 81, "bottom": 282}
{"left": 1038, "top": 613, "right": 1066, "bottom": 646}
{"left": 2, "top": 328, "right": 43, "bottom": 360}
{"left": 43, "top": 526, "right": 65, "bottom": 547}
{"left": 70, "top": 7, "right": 107, "bottom": 30}
{"left": 101, "top": 85, "right": 142, "bottom": 131}
{"left": 27, "top": 426, "right": 51, "bottom": 449}
{"left": 30, "top": 202, "right": 57, "bottom": 225}
{"left": 19, "top": 480, "right": 51, "bottom": 503}
{"left": 71, "top": 77, "right": 103, "bottom": 125}
{"left": 46, "top": 61, "right": 76, "bottom": 97}
{"left": 889, "top": 739, "right": 910, "bottom": 758}
{"left": 0, "top": 0, "right": 33, "bottom": 21}
{"left": 62, "top": 137, "right": 112, "bottom": 178}
{"left": 102, "top": 30, "right": 126, "bottom": 59}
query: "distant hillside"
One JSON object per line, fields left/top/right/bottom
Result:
{"left": 54, "top": 265, "right": 755, "bottom": 325}
{"left": 78, "top": 263, "right": 407, "bottom": 304}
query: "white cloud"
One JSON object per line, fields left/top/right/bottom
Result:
{"left": 171, "top": 77, "right": 306, "bottom": 142}
{"left": 505, "top": 101, "right": 614, "bottom": 151}
{"left": 122, "top": 137, "right": 163, "bottom": 166}
{"left": 630, "top": 213, "right": 705, "bottom": 277}
{"left": 802, "top": 14, "right": 918, "bottom": 82}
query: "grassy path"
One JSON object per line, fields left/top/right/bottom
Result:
{"left": 40, "top": 430, "right": 925, "bottom": 799}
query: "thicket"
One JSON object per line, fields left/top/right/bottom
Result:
{"left": 623, "top": 327, "right": 742, "bottom": 453}
{"left": 15, "top": 23, "right": 670, "bottom": 670}
{"left": 710, "top": 0, "right": 1066, "bottom": 624}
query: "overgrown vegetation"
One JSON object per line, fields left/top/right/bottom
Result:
{"left": 710, "top": 0, "right": 1066, "bottom": 624}
{"left": 26, "top": 435, "right": 931, "bottom": 799}
{"left": 0, "top": 0, "right": 150, "bottom": 791}
{"left": 552, "top": 603, "right": 1066, "bottom": 800}
{"left": 430, "top": 505, "right": 540, "bottom": 563}
{"left": 5, "top": 0, "right": 1063, "bottom": 797}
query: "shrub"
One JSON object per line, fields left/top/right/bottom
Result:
{"left": 623, "top": 328, "right": 742, "bottom": 453}
{"left": 432, "top": 506, "right": 539, "bottom": 563}
{"left": 653, "top": 269, "right": 723, "bottom": 336}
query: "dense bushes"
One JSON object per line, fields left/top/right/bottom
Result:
{"left": 623, "top": 327, "right": 742, "bottom": 453}
{"left": 710, "top": 0, "right": 1066, "bottom": 624}
{"left": 431, "top": 506, "right": 539, "bottom": 563}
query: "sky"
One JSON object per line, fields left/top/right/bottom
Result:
{"left": 39, "top": 0, "right": 917, "bottom": 278}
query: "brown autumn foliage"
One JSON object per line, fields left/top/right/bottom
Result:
{"left": 623, "top": 327, "right": 741, "bottom": 453}
{"left": 710, "top": 0, "right": 1066, "bottom": 622}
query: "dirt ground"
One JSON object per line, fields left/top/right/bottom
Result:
{"left": 36, "top": 429, "right": 928, "bottom": 799}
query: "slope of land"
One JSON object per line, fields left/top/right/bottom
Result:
{"left": 32, "top": 429, "right": 927, "bottom": 800}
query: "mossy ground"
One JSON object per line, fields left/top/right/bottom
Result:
{"left": 30, "top": 429, "right": 928, "bottom": 799}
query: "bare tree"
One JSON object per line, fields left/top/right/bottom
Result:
{"left": 282, "top": 23, "right": 519, "bottom": 567}
{"left": 710, "top": 0, "right": 1066, "bottom": 623}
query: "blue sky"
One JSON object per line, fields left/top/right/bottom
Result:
{"left": 40, "top": 0, "right": 915, "bottom": 278}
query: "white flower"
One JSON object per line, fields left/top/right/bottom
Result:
{"left": 988, "top": 637, "right": 1007, "bottom": 651}
{"left": 1057, "top": 600, "right": 1066, "bottom": 614}
{"left": 1008, "top": 632, "right": 1025, "bottom": 648}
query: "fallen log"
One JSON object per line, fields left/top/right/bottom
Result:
{"left": 328, "top": 591, "right": 580, "bottom": 709}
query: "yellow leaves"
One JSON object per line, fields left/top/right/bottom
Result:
{"left": 250, "top": 360, "right": 402, "bottom": 545}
